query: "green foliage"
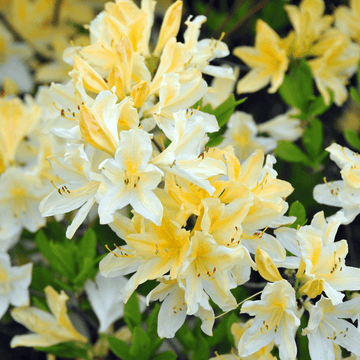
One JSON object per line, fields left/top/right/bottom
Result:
{"left": 176, "top": 322, "right": 197, "bottom": 355}
{"left": 34, "top": 229, "right": 101, "bottom": 290}
{"left": 92, "top": 218, "right": 122, "bottom": 251}
{"left": 275, "top": 141, "right": 308, "bottom": 163}
{"left": 109, "top": 301, "right": 169, "bottom": 360}
{"left": 302, "top": 118, "right": 323, "bottom": 160}
{"left": 130, "top": 327, "right": 151, "bottom": 360}
{"left": 225, "top": 312, "right": 239, "bottom": 347}
{"left": 278, "top": 59, "right": 333, "bottom": 118}
{"left": 124, "top": 292, "right": 142, "bottom": 331}
{"left": 275, "top": 118, "right": 327, "bottom": 170}
{"left": 258, "top": 0, "right": 288, "bottom": 30}
{"left": 146, "top": 303, "right": 164, "bottom": 356}
{"left": 288, "top": 201, "right": 307, "bottom": 228}
{"left": 197, "top": 95, "right": 246, "bottom": 147}
{"left": 278, "top": 59, "right": 314, "bottom": 113}
{"left": 297, "top": 312, "right": 311, "bottom": 360}
{"left": 194, "top": 1, "right": 250, "bottom": 34}
{"left": 151, "top": 351, "right": 177, "bottom": 360}
{"left": 108, "top": 336, "right": 134, "bottom": 360}
{"left": 35, "top": 342, "right": 90, "bottom": 359}
{"left": 192, "top": 335, "right": 209, "bottom": 360}
{"left": 206, "top": 318, "right": 227, "bottom": 348}
{"left": 345, "top": 129, "right": 360, "bottom": 151}
{"left": 350, "top": 86, "right": 360, "bottom": 106}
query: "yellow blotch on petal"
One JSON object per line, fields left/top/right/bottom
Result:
{"left": 79, "top": 105, "right": 117, "bottom": 155}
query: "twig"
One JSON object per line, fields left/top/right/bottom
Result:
{"left": 51, "top": 0, "right": 63, "bottom": 26}
{"left": 222, "top": 0, "right": 272, "bottom": 40}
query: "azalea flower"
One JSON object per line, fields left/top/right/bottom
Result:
{"left": 283, "top": 0, "right": 333, "bottom": 58}
{"left": 178, "top": 231, "right": 243, "bottom": 315}
{"left": 10, "top": 285, "right": 87, "bottom": 348}
{"left": 210, "top": 319, "right": 276, "bottom": 360}
{"left": 147, "top": 276, "right": 214, "bottom": 339}
{"left": 98, "top": 128, "right": 163, "bottom": 226}
{"left": 220, "top": 111, "right": 277, "bottom": 163}
{"left": 40, "top": 143, "right": 105, "bottom": 239}
{"left": 100, "top": 213, "right": 190, "bottom": 302}
{"left": 84, "top": 272, "right": 146, "bottom": 334}
{"left": 237, "top": 280, "right": 300, "bottom": 360}
{"left": 308, "top": 33, "right": 360, "bottom": 106}
{"left": 294, "top": 212, "right": 360, "bottom": 304}
{"left": 303, "top": 296, "right": 360, "bottom": 360}
{"left": 257, "top": 109, "right": 303, "bottom": 142}
{"left": 0, "top": 253, "right": 32, "bottom": 318}
{"left": 335, "top": 0, "right": 360, "bottom": 44}
{"left": 234, "top": 19, "right": 289, "bottom": 94}
{"left": 313, "top": 143, "right": 360, "bottom": 223}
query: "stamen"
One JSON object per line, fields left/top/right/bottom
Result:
{"left": 323, "top": 177, "right": 339, "bottom": 196}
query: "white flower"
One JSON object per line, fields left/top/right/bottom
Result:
{"left": 84, "top": 272, "right": 145, "bottom": 333}
{"left": 147, "top": 276, "right": 214, "bottom": 338}
{"left": 10, "top": 286, "right": 87, "bottom": 348}
{"left": 314, "top": 143, "right": 360, "bottom": 224}
{"left": 257, "top": 109, "right": 303, "bottom": 142}
{"left": 0, "top": 253, "right": 32, "bottom": 318}
{"left": 98, "top": 128, "right": 163, "bottom": 226}
{"left": 303, "top": 296, "right": 360, "bottom": 360}
{"left": 220, "top": 111, "right": 277, "bottom": 163}
{"left": 151, "top": 109, "right": 226, "bottom": 195}
{"left": 40, "top": 143, "right": 104, "bottom": 239}
{"left": 237, "top": 280, "right": 300, "bottom": 360}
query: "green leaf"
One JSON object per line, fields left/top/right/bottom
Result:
{"left": 226, "top": 312, "right": 239, "bottom": 347}
{"left": 35, "top": 231, "right": 76, "bottom": 279}
{"left": 31, "top": 266, "right": 61, "bottom": 293}
{"left": 77, "top": 229, "right": 97, "bottom": 261}
{"left": 151, "top": 351, "right": 177, "bottom": 360}
{"left": 192, "top": 335, "right": 209, "bottom": 360}
{"left": 200, "top": 95, "right": 246, "bottom": 128}
{"left": 194, "top": 2, "right": 226, "bottom": 32}
{"left": 107, "top": 336, "right": 134, "bottom": 360}
{"left": 350, "top": 86, "right": 360, "bottom": 107}
{"left": 146, "top": 303, "right": 164, "bottom": 356}
{"left": 344, "top": 129, "right": 360, "bottom": 151}
{"left": 307, "top": 91, "right": 333, "bottom": 117}
{"left": 129, "top": 327, "right": 151, "bottom": 360}
{"left": 31, "top": 295, "right": 48, "bottom": 312}
{"left": 288, "top": 201, "right": 307, "bottom": 228}
{"left": 72, "top": 257, "right": 98, "bottom": 286}
{"left": 213, "top": 95, "right": 246, "bottom": 128}
{"left": 92, "top": 219, "right": 121, "bottom": 251}
{"left": 275, "top": 141, "right": 309, "bottom": 163}
{"left": 146, "top": 303, "right": 160, "bottom": 335}
{"left": 302, "top": 118, "right": 323, "bottom": 159}
{"left": 206, "top": 136, "right": 224, "bottom": 148}
{"left": 124, "top": 292, "right": 141, "bottom": 331}
{"left": 206, "top": 318, "right": 227, "bottom": 347}
{"left": 278, "top": 59, "right": 314, "bottom": 112}
{"left": 176, "top": 323, "right": 197, "bottom": 351}
{"left": 35, "top": 342, "right": 90, "bottom": 359}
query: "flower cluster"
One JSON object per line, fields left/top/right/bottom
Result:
{"left": 235, "top": 0, "right": 360, "bottom": 106}
{"left": 314, "top": 143, "right": 360, "bottom": 223}
{"left": 0, "top": 93, "right": 64, "bottom": 249}
{"left": 1, "top": 0, "right": 360, "bottom": 359}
